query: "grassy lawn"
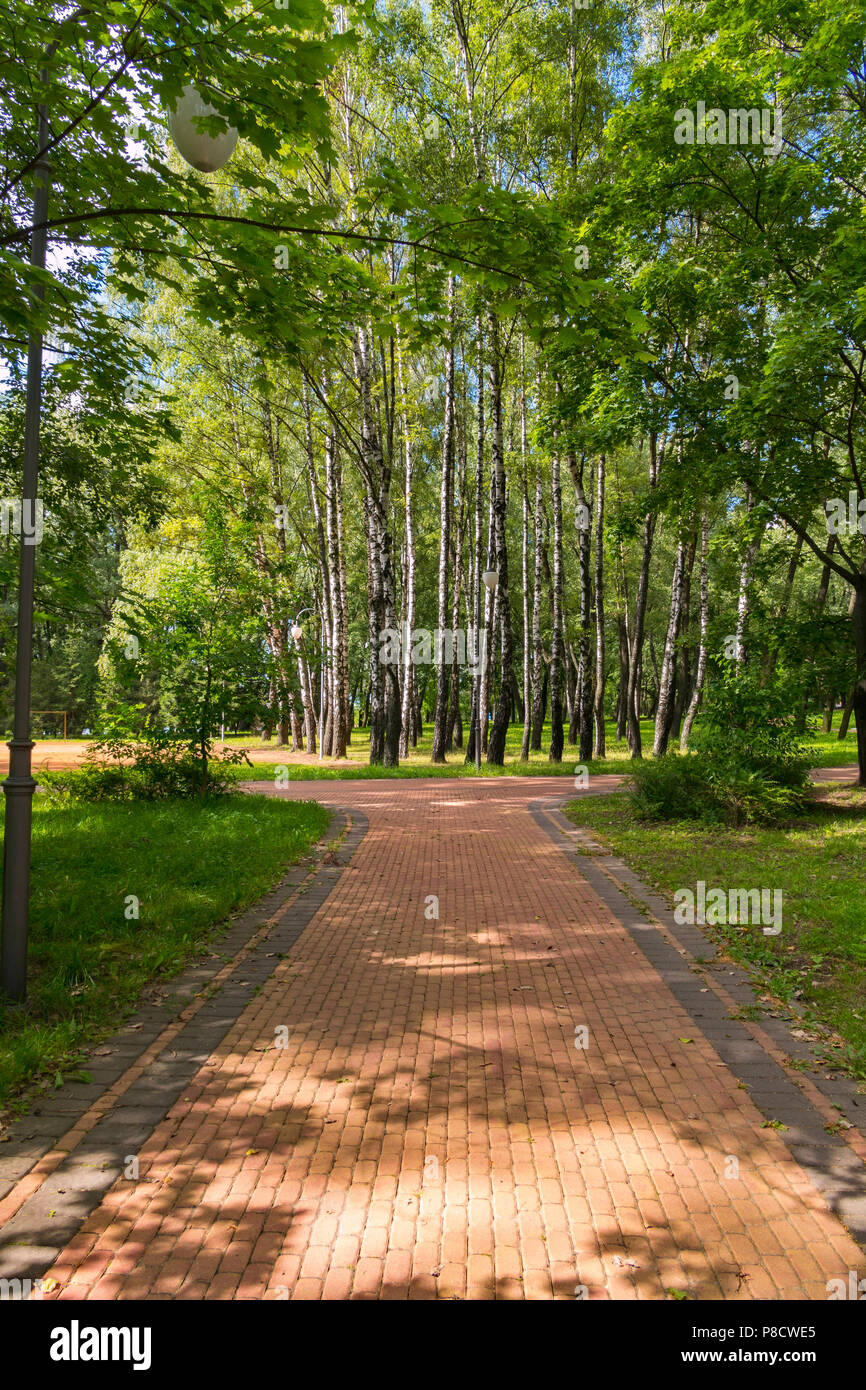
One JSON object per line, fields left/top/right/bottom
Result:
{"left": 802, "top": 725, "right": 862, "bottom": 769}
{"left": 226, "top": 716, "right": 860, "bottom": 780}
{"left": 0, "top": 794, "right": 330, "bottom": 1111}
{"left": 9, "top": 716, "right": 859, "bottom": 782}
{"left": 562, "top": 783, "right": 866, "bottom": 1082}
{"left": 226, "top": 718, "right": 628, "bottom": 780}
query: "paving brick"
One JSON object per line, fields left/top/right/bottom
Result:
{"left": 6, "top": 779, "right": 862, "bottom": 1304}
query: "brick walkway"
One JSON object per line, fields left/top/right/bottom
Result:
{"left": 8, "top": 776, "right": 866, "bottom": 1300}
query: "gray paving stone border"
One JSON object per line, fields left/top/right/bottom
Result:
{"left": 530, "top": 795, "right": 866, "bottom": 1253}
{"left": 0, "top": 807, "right": 369, "bottom": 1286}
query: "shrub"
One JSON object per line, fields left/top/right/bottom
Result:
{"left": 628, "top": 754, "right": 717, "bottom": 822}
{"left": 629, "top": 669, "right": 813, "bottom": 827}
{"left": 690, "top": 665, "right": 812, "bottom": 787}
{"left": 628, "top": 753, "right": 810, "bottom": 828}
{"left": 41, "top": 722, "right": 250, "bottom": 802}
{"left": 705, "top": 762, "right": 811, "bottom": 827}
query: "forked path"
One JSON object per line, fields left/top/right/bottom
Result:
{"left": 34, "top": 776, "right": 865, "bottom": 1299}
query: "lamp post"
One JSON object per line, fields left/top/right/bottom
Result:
{"left": 288, "top": 608, "right": 314, "bottom": 751}
{"left": 1, "top": 88, "right": 238, "bottom": 1003}
{"left": 1, "top": 107, "right": 51, "bottom": 1003}
{"left": 476, "top": 569, "right": 498, "bottom": 770}
{"left": 289, "top": 609, "right": 313, "bottom": 645}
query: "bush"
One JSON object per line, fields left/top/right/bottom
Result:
{"left": 40, "top": 761, "right": 131, "bottom": 803}
{"left": 628, "top": 753, "right": 810, "bottom": 828}
{"left": 690, "top": 665, "right": 812, "bottom": 786}
{"left": 41, "top": 724, "right": 251, "bottom": 802}
{"left": 629, "top": 668, "right": 813, "bottom": 827}
{"left": 628, "top": 754, "right": 715, "bottom": 822}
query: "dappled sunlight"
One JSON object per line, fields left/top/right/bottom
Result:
{"left": 28, "top": 779, "right": 863, "bottom": 1301}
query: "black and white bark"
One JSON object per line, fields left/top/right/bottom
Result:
{"left": 486, "top": 314, "right": 515, "bottom": 765}
{"left": 653, "top": 528, "right": 688, "bottom": 757}
{"left": 566, "top": 451, "right": 593, "bottom": 761}
{"left": 680, "top": 512, "right": 709, "bottom": 750}
{"left": 593, "top": 454, "right": 606, "bottom": 758}
{"left": 432, "top": 277, "right": 456, "bottom": 763}
{"left": 548, "top": 447, "right": 565, "bottom": 761}
{"left": 626, "top": 431, "right": 661, "bottom": 757}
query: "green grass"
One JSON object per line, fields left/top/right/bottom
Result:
{"left": 800, "top": 724, "right": 861, "bottom": 769}
{"left": 562, "top": 783, "right": 866, "bottom": 1081}
{"left": 223, "top": 713, "right": 859, "bottom": 780}
{"left": 0, "top": 794, "right": 330, "bottom": 1110}
{"left": 12, "top": 712, "right": 859, "bottom": 782}
{"left": 228, "top": 718, "right": 659, "bottom": 780}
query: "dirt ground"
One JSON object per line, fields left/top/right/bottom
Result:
{"left": 0, "top": 740, "right": 347, "bottom": 775}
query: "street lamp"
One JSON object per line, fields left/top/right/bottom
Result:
{"left": 1, "top": 106, "right": 51, "bottom": 1003}
{"left": 476, "top": 569, "right": 498, "bottom": 769}
{"left": 1, "top": 86, "right": 239, "bottom": 1004}
{"left": 168, "top": 86, "right": 238, "bottom": 173}
{"left": 288, "top": 608, "right": 315, "bottom": 752}
{"left": 290, "top": 608, "right": 313, "bottom": 645}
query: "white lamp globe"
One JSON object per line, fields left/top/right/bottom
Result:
{"left": 290, "top": 623, "right": 303, "bottom": 642}
{"left": 482, "top": 568, "right": 499, "bottom": 591}
{"left": 168, "top": 85, "right": 238, "bottom": 173}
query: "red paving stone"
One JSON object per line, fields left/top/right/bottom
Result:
{"left": 31, "top": 777, "right": 866, "bottom": 1300}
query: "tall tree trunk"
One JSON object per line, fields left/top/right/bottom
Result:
{"left": 653, "top": 529, "right": 688, "bottom": 757}
{"left": 763, "top": 532, "right": 803, "bottom": 683}
{"left": 671, "top": 529, "right": 697, "bottom": 740}
{"left": 852, "top": 579, "right": 866, "bottom": 785}
{"left": 566, "top": 451, "right": 593, "bottom": 761}
{"left": 735, "top": 486, "right": 760, "bottom": 664}
{"left": 323, "top": 378, "right": 347, "bottom": 758}
{"left": 336, "top": 443, "right": 350, "bottom": 748}
{"left": 626, "top": 432, "right": 660, "bottom": 757}
{"left": 794, "top": 533, "right": 840, "bottom": 733}
{"left": 838, "top": 685, "right": 856, "bottom": 740}
{"left": 301, "top": 377, "right": 331, "bottom": 749}
{"left": 520, "top": 355, "right": 532, "bottom": 761}
{"left": 466, "top": 319, "right": 485, "bottom": 765}
{"left": 432, "top": 277, "right": 456, "bottom": 763}
{"left": 548, "top": 448, "right": 565, "bottom": 761}
{"left": 530, "top": 455, "right": 546, "bottom": 750}
{"left": 287, "top": 687, "right": 303, "bottom": 751}
{"left": 822, "top": 697, "right": 835, "bottom": 733}
{"left": 397, "top": 335, "right": 416, "bottom": 759}
{"left": 479, "top": 474, "right": 495, "bottom": 753}
{"left": 614, "top": 459, "right": 632, "bottom": 743}
{"left": 294, "top": 634, "right": 317, "bottom": 754}
{"left": 486, "top": 314, "right": 514, "bottom": 765}
{"left": 447, "top": 402, "right": 466, "bottom": 750}
{"left": 680, "top": 512, "right": 709, "bottom": 750}
{"left": 593, "top": 454, "right": 606, "bottom": 758}
{"left": 615, "top": 618, "right": 629, "bottom": 741}
{"left": 354, "top": 322, "right": 400, "bottom": 766}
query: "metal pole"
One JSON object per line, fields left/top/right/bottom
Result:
{"left": 2, "top": 106, "right": 51, "bottom": 1002}
{"left": 474, "top": 580, "right": 481, "bottom": 772}
{"left": 318, "top": 616, "right": 325, "bottom": 761}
